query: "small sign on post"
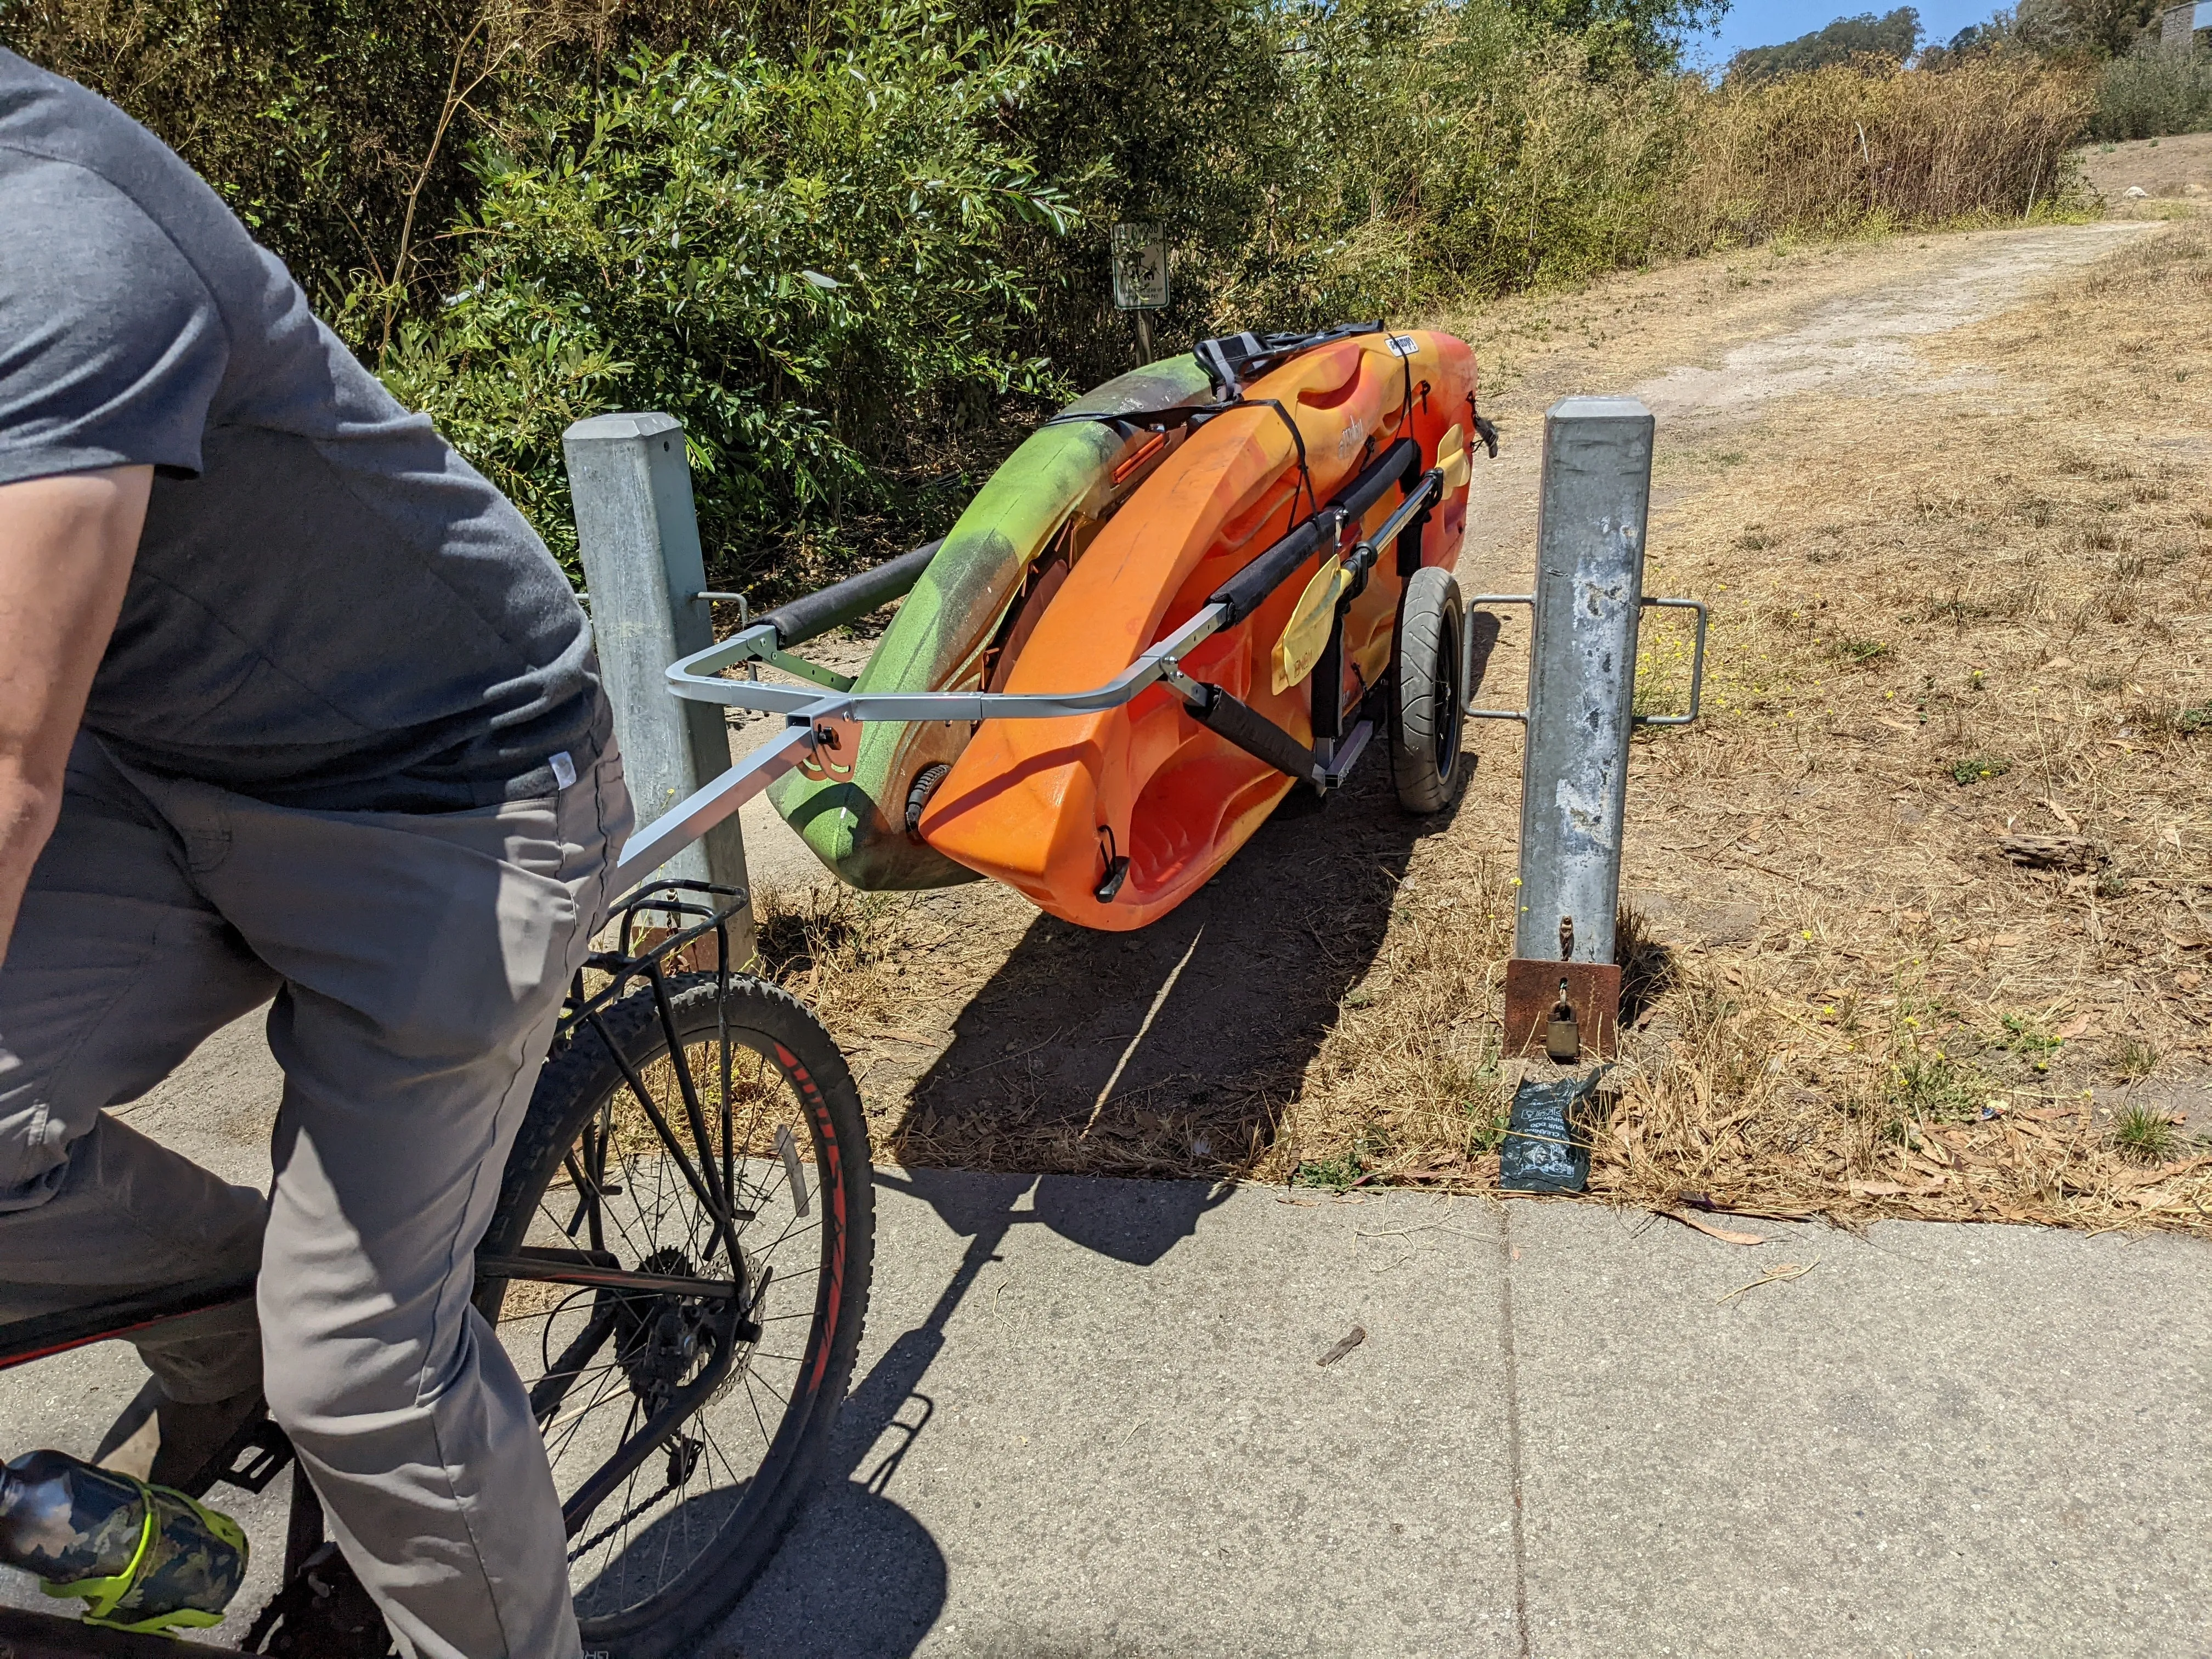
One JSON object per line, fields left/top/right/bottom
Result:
{"left": 1110, "top": 221, "right": 1168, "bottom": 360}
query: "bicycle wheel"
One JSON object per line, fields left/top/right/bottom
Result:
{"left": 477, "top": 973, "right": 873, "bottom": 1659}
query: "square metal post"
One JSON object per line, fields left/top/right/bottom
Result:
{"left": 563, "top": 412, "right": 754, "bottom": 956}
{"left": 1501, "top": 395, "right": 1653, "bottom": 1061}
{"left": 1498, "top": 397, "right": 1652, "bottom": 1193}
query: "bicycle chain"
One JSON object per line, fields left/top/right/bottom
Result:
{"left": 566, "top": 1436, "right": 703, "bottom": 1562}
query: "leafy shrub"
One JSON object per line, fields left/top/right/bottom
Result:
{"left": 5, "top": 0, "right": 2099, "bottom": 585}
{"left": 374, "top": 9, "right": 1073, "bottom": 591}
{"left": 0, "top": 0, "right": 499, "bottom": 308}
{"left": 2094, "top": 36, "right": 2212, "bottom": 139}
{"left": 1003, "top": 0, "right": 1307, "bottom": 390}
{"left": 1255, "top": 8, "right": 1703, "bottom": 318}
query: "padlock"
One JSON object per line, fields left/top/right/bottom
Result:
{"left": 1545, "top": 987, "right": 1580, "bottom": 1063}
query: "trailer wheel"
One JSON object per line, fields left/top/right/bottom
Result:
{"left": 1390, "top": 566, "right": 1467, "bottom": 814}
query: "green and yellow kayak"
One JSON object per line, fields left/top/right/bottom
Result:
{"left": 767, "top": 354, "right": 1218, "bottom": 889}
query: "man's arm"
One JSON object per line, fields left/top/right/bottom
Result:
{"left": 0, "top": 465, "right": 149, "bottom": 957}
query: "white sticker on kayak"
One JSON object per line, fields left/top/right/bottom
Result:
{"left": 1386, "top": 334, "right": 1419, "bottom": 357}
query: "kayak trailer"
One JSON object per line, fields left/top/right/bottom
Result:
{"left": 607, "top": 438, "right": 1455, "bottom": 895}
{"left": 573, "top": 387, "right": 1707, "bottom": 1195}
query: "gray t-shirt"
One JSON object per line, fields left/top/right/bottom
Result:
{"left": 0, "top": 50, "right": 603, "bottom": 812}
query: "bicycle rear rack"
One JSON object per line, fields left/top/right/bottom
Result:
{"left": 550, "top": 878, "right": 751, "bottom": 1051}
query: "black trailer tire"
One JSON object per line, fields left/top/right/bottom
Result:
{"left": 1389, "top": 566, "right": 1468, "bottom": 814}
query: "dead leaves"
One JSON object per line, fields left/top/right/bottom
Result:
{"left": 1848, "top": 1177, "right": 1949, "bottom": 1198}
{"left": 1660, "top": 1207, "right": 1769, "bottom": 1245}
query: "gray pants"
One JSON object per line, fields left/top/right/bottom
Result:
{"left": 0, "top": 732, "right": 633, "bottom": 1659}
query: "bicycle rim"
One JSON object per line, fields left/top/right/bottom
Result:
{"left": 480, "top": 977, "right": 869, "bottom": 1650}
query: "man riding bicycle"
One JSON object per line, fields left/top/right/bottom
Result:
{"left": 1, "top": 47, "right": 629, "bottom": 1658}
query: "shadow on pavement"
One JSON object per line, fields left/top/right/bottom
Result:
{"left": 719, "top": 1167, "right": 1246, "bottom": 1656}
{"left": 726, "top": 652, "right": 1498, "bottom": 1651}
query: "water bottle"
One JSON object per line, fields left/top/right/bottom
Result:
{"left": 0, "top": 1448, "right": 248, "bottom": 1631}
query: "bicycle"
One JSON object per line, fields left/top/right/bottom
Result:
{"left": 0, "top": 882, "right": 874, "bottom": 1659}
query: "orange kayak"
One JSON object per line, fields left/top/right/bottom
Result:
{"left": 918, "top": 329, "right": 1479, "bottom": 929}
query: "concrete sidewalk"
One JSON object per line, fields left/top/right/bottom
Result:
{"left": 2, "top": 1017, "right": 2205, "bottom": 1657}
{"left": 726, "top": 1171, "right": 2209, "bottom": 1659}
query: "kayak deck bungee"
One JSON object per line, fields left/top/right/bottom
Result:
{"left": 916, "top": 329, "right": 1480, "bottom": 930}
{"left": 763, "top": 324, "right": 1391, "bottom": 891}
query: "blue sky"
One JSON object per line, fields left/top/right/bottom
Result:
{"left": 1681, "top": 0, "right": 2001, "bottom": 69}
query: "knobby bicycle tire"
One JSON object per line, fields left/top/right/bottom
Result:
{"left": 477, "top": 974, "right": 873, "bottom": 1659}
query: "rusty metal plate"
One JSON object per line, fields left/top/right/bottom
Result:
{"left": 1501, "top": 958, "right": 1621, "bottom": 1061}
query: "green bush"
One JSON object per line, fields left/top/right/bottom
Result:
{"left": 4, "top": 0, "right": 2096, "bottom": 593}
{"left": 0, "top": 0, "right": 491, "bottom": 309}
{"left": 373, "top": 8, "right": 1073, "bottom": 591}
{"left": 1002, "top": 0, "right": 1306, "bottom": 390}
{"left": 2094, "top": 36, "right": 2212, "bottom": 138}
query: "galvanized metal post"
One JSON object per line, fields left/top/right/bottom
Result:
{"left": 563, "top": 412, "right": 753, "bottom": 953}
{"left": 1497, "top": 396, "right": 1652, "bottom": 1192}
{"left": 1514, "top": 395, "right": 1652, "bottom": 973}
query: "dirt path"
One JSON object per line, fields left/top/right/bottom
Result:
{"left": 1454, "top": 222, "right": 2151, "bottom": 586}
{"left": 755, "top": 217, "right": 2212, "bottom": 1230}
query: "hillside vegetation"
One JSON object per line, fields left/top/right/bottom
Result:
{"left": 2096, "top": 35, "right": 2212, "bottom": 138}
{"left": 4, "top": 0, "right": 2092, "bottom": 592}
{"left": 1725, "top": 5, "right": 1920, "bottom": 81}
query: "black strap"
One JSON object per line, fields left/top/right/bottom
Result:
{"left": 1240, "top": 396, "right": 1315, "bottom": 532}
{"left": 1045, "top": 393, "right": 1316, "bottom": 534}
{"left": 1039, "top": 400, "right": 1220, "bottom": 434}
{"left": 1208, "top": 438, "right": 1418, "bottom": 626}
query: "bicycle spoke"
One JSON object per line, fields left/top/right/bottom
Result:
{"left": 493, "top": 973, "right": 861, "bottom": 1630}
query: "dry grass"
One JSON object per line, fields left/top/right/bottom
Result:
{"left": 1269, "top": 856, "right": 1522, "bottom": 1186}
{"left": 749, "top": 220, "right": 2212, "bottom": 1234}
{"left": 1457, "top": 216, "right": 2211, "bottom": 1231}
{"left": 1673, "top": 59, "right": 2097, "bottom": 245}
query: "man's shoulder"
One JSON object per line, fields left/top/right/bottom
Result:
{"left": 3, "top": 50, "right": 168, "bottom": 184}
{"left": 1, "top": 50, "right": 255, "bottom": 292}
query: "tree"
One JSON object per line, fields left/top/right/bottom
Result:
{"left": 1507, "top": 0, "right": 1735, "bottom": 71}
{"left": 2010, "top": 0, "right": 2160, "bottom": 57}
{"left": 1726, "top": 7, "right": 1921, "bottom": 80}
{"left": 1915, "top": 19, "right": 2014, "bottom": 67}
